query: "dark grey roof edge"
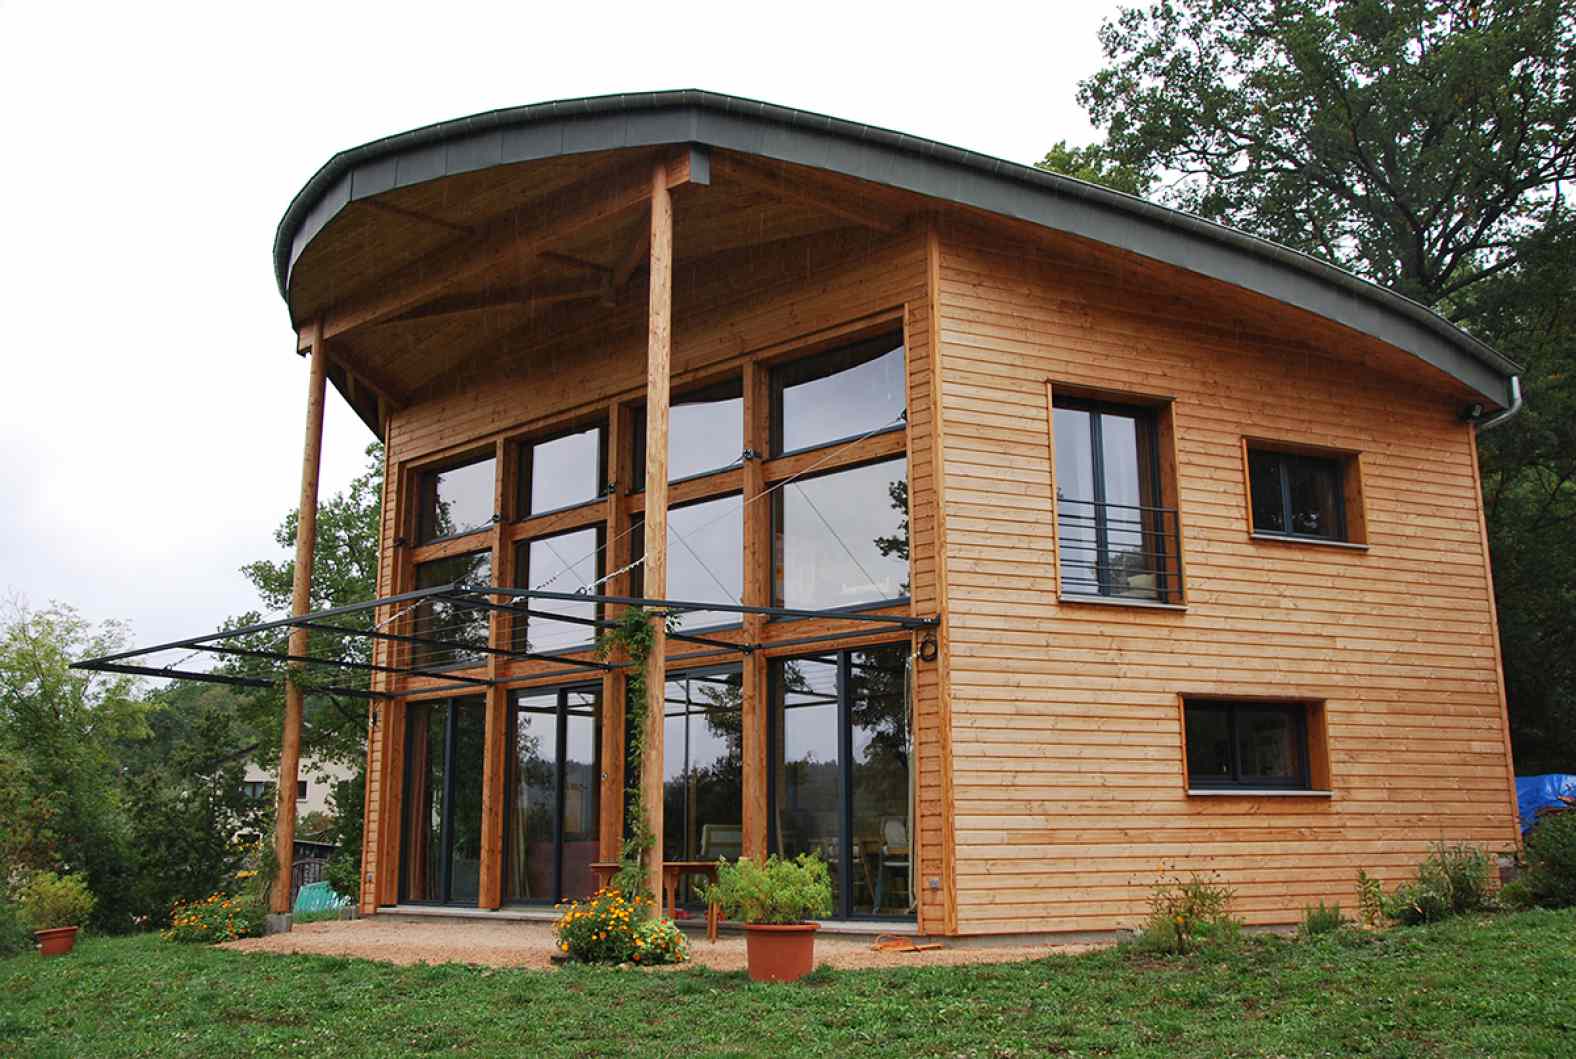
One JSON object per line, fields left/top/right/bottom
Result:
{"left": 274, "top": 89, "right": 1520, "bottom": 408}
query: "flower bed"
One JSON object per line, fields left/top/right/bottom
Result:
{"left": 553, "top": 888, "right": 686, "bottom": 966}
{"left": 162, "top": 893, "right": 262, "bottom": 944}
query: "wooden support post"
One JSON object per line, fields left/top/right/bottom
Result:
{"left": 478, "top": 438, "right": 511, "bottom": 909}
{"left": 640, "top": 162, "right": 674, "bottom": 904}
{"left": 740, "top": 360, "right": 770, "bottom": 860}
{"left": 272, "top": 322, "right": 329, "bottom": 917}
{"left": 600, "top": 400, "right": 633, "bottom": 860}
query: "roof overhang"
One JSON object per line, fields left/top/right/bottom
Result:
{"left": 276, "top": 89, "right": 1520, "bottom": 410}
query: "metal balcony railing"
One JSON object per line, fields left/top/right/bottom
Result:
{"left": 1056, "top": 497, "right": 1183, "bottom": 605}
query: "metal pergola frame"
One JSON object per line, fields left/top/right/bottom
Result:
{"left": 72, "top": 582, "right": 938, "bottom": 697}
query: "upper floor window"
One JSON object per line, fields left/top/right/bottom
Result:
{"left": 1052, "top": 397, "right": 1180, "bottom": 604}
{"left": 634, "top": 378, "right": 743, "bottom": 488}
{"left": 519, "top": 424, "right": 604, "bottom": 518}
{"left": 412, "top": 550, "right": 492, "bottom": 667}
{"left": 771, "top": 334, "right": 905, "bottom": 456}
{"left": 1246, "top": 446, "right": 1356, "bottom": 544}
{"left": 632, "top": 494, "right": 745, "bottom": 629}
{"left": 417, "top": 454, "right": 496, "bottom": 542}
{"left": 775, "top": 456, "right": 909, "bottom": 611}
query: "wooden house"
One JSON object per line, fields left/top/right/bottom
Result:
{"left": 102, "top": 91, "right": 1525, "bottom": 937}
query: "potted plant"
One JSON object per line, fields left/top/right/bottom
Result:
{"left": 18, "top": 871, "right": 96, "bottom": 957}
{"left": 707, "top": 853, "right": 833, "bottom": 982}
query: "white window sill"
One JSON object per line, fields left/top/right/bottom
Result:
{"left": 1187, "top": 788, "right": 1333, "bottom": 798}
{"left": 1059, "top": 594, "right": 1186, "bottom": 612}
{"left": 1250, "top": 532, "right": 1368, "bottom": 552}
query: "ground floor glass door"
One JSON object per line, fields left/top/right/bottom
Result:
{"left": 769, "top": 643, "right": 911, "bottom": 918}
{"left": 505, "top": 684, "right": 602, "bottom": 904}
{"left": 400, "top": 697, "right": 486, "bottom": 905}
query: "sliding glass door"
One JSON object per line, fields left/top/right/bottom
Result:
{"left": 769, "top": 643, "right": 911, "bottom": 918}
{"left": 504, "top": 684, "right": 602, "bottom": 904}
{"left": 400, "top": 697, "right": 486, "bottom": 905}
{"left": 660, "top": 666, "right": 744, "bottom": 905}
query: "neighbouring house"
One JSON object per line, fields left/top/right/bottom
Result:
{"left": 83, "top": 91, "right": 1522, "bottom": 938}
{"left": 240, "top": 756, "right": 355, "bottom": 825}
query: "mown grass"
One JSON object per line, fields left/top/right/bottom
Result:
{"left": 1, "top": 909, "right": 1572, "bottom": 1057}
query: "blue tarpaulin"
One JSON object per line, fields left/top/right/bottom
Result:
{"left": 1514, "top": 774, "right": 1576, "bottom": 832}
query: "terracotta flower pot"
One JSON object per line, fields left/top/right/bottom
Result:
{"left": 35, "top": 926, "right": 79, "bottom": 957}
{"left": 743, "top": 922, "right": 818, "bottom": 983}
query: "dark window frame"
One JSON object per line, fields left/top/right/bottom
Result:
{"left": 769, "top": 454, "right": 911, "bottom": 613}
{"left": 399, "top": 696, "right": 487, "bottom": 907}
{"left": 503, "top": 681, "right": 603, "bottom": 906}
{"left": 411, "top": 549, "right": 494, "bottom": 669}
{"left": 631, "top": 376, "right": 745, "bottom": 491}
{"left": 415, "top": 451, "right": 498, "bottom": 545}
{"left": 1247, "top": 447, "right": 1350, "bottom": 542}
{"left": 516, "top": 421, "right": 608, "bottom": 521}
{"left": 769, "top": 331, "right": 907, "bottom": 459}
{"left": 1184, "top": 699, "right": 1312, "bottom": 790}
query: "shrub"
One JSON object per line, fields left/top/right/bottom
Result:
{"left": 1135, "top": 870, "right": 1239, "bottom": 955}
{"left": 1299, "top": 900, "right": 1348, "bottom": 938}
{"left": 162, "top": 891, "right": 263, "bottom": 944}
{"left": 553, "top": 887, "right": 686, "bottom": 965}
{"left": 1358, "top": 842, "right": 1498, "bottom": 926}
{"left": 705, "top": 854, "right": 834, "bottom": 925}
{"left": 1518, "top": 811, "right": 1576, "bottom": 908}
{"left": 0, "top": 899, "right": 31, "bottom": 956}
{"left": 17, "top": 871, "right": 96, "bottom": 931}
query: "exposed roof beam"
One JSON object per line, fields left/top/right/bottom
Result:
{"left": 319, "top": 147, "right": 708, "bottom": 341}
{"left": 359, "top": 199, "right": 474, "bottom": 237}
{"left": 714, "top": 154, "right": 903, "bottom": 234}
{"left": 375, "top": 279, "right": 609, "bottom": 326}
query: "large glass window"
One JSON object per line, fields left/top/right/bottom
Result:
{"left": 412, "top": 551, "right": 492, "bottom": 667}
{"left": 1185, "top": 700, "right": 1310, "bottom": 790}
{"left": 513, "top": 527, "right": 602, "bottom": 654}
{"left": 1053, "top": 398, "right": 1178, "bottom": 603}
{"left": 1248, "top": 448, "right": 1348, "bottom": 542}
{"left": 771, "top": 334, "right": 905, "bottom": 455}
{"left": 775, "top": 457, "right": 909, "bottom": 611}
{"left": 400, "top": 697, "right": 486, "bottom": 905}
{"left": 504, "top": 684, "right": 602, "bottom": 903}
{"left": 770, "top": 644, "right": 911, "bottom": 918}
{"left": 634, "top": 378, "right": 743, "bottom": 487}
{"left": 632, "top": 494, "right": 744, "bottom": 629}
{"left": 660, "top": 667, "right": 744, "bottom": 902}
{"left": 417, "top": 455, "right": 496, "bottom": 542}
{"left": 520, "top": 425, "right": 604, "bottom": 517}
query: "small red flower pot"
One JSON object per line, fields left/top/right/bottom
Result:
{"left": 35, "top": 926, "right": 80, "bottom": 957}
{"left": 743, "top": 922, "right": 818, "bottom": 983}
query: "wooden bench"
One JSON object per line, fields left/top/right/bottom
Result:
{"left": 590, "top": 861, "right": 721, "bottom": 942}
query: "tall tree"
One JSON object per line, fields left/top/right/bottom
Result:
{"left": 1069, "top": 0, "right": 1576, "bottom": 769}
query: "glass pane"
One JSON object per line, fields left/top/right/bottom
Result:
{"left": 774, "top": 336, "right": 906, "bottom": 454}
{"left": 774, "top": 656, "right": 841, "bottom": 908}
{"left": 419, "top": 457, "right": 496, "bottom": 541}
{"left": 412, "top": 552, "right": 492, "bottom": 667}
{"left": 527, "top": 427, "right": 601, "bottom": 516}
{"left": 633, "top": 495, "right": 744, "bottom": 630}
{"left": 402, "top": 703, "right": 447, "bottom": 901}
{"left": 506, "top": 695, "right": 558, "bottom": 903}
{"left": 777, "top": 458, "right": 909, "bottom": 610}
{"left": 515, "top": 528, "right": 601, "bottom": 654}
{"left": 1099, "top": 411, "right": 1160, "bottom": 599}
{"left": 1053, "top": 406, "right": 1099, "bottom": 596}
{"left": 848, "top": 645, "right": 910, "bottom": 916}
{"left": 1286, "top": 456, "right": 1343, "bottom": 539}
{"left": 661, "top": 668, "right": 743, "bottom": 903}
{"left": 1248, "top": 450, "right": 1287, "bottom": 533}
{"left": 635, "top": 380, "right": 743, "bottom": 487}
{"left": 446, "top": 699, "right": 487, "bottom": 906}
{"left": 1238, "top": 708, "right": 1300, "bottom": 783}
{"left": 561, "top": 688, "right": 602, "bottom": 900}
{"left": 1185, "top": 705, "right": 1232, "bottom": 785}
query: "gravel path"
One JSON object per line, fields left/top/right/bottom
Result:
{"left": 222, "top": 918, "right": 1103, "bottom": 971}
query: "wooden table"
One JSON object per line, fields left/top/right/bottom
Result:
{"left": 589, "top": 861, "right": 721, "bottom": 942}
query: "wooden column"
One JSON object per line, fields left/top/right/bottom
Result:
{"left": 740, "top": 361, "right": 770, "bottom": 860}
{"left": 600, "top": 400, "right": 633, "bottom": 860}
{"left": 640, "top": 161, "right": 674, "bottom": 903}
{"left": 478, "top": 438, "right": 511, "bottom": 909}
{"left": 272, "top": 321, "right": 329, "bottom": 916}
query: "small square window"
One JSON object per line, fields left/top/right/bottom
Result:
{"left": 1185, "top": 700, "right": 1311, "bottom": 790}
{"left": 416, "top": 454, "right": 497, "bottom": 542}
{"left": 1246, "top": 444, "right": 1361, "bottom": 543}
{"left": 518, "top": 424, "right": 605, "bottom": 518}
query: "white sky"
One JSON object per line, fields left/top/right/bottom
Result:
{"left": 0, "top": 0, "right": 1119, "bottom": 653}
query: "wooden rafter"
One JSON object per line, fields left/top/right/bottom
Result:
{"left": 714, "top": 154, "right": 904, "bottom": 234}
{"left": 359, "top": 198, "right": 474, "bottom": 237}
{"left": 375, "top": 278, "right": 609, "bottom": 326}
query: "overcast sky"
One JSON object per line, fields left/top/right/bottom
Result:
{"left": 0, "top": 0, "right": 1119, "bottom": 654}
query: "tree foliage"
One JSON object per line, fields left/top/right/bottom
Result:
{"left": 1070, "top": 0, "right": 1576, "bottom": 769}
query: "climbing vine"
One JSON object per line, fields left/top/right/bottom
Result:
{"left": 595, "top": 606, "right": 677, "bottom": 910}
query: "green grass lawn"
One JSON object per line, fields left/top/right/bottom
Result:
{"left": 1, "top": 910, "right": 1572, "bottom": 1058}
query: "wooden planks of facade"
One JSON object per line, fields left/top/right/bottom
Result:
{"left": 933, "top": 216, "right": 1518, "bottom": 935}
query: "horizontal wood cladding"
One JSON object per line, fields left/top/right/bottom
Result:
{"left": 934, "top": 218, "right": 1517, "bottom": 936}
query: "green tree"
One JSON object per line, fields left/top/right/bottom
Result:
{"left": 1035, "top": 140, "right": 1152, "bottom": 197}
{"left": 1072, "top": 0, "right": 1576, "bottom": 769}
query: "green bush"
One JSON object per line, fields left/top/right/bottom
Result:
{"left": 1299, "top": 900, "right": 1348, "bottom": 938}
{"left": 1518, "top": 811, "right": 1576, "bottom": 908}
{"left": 1135, "top": 871, "right": 1239, "bottom": 955}
{"left": 552, "top": 887, "right": 686, "bottom": 965}
{"left": 17, "top": 871, "right": 96, "bottom": 931}
{"left": 0, "top": 898, "right": 31, "bottom": 956}
{"left": 705, "top": 854, "right": 833, "bottom": 925}
{"left": 1359, "top": 843, "right": 1498, "bottom": 926}
{"left": 161, "top": 891, "right": 264, "bottom": 944}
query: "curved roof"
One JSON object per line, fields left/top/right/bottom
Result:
{"left": 276, "top": 89, "right": 1519, "bottom": 409}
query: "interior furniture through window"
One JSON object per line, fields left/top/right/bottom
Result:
{"left": 1247, "top": 447, "right": 1349, "bottom": 542}
{"left": 656, "top": 666, "right": 744, "bottom": 905}
{"left": 401, "top": 697, "right": 487, "bottom": 905}
{"left": 503, "top": 684, "right": 602, "bottom": 904}
{"left": 417, "top": 454, "right": 496, "bottom": 542}
{"left": 1184, "top": 699, "right": 1311, "bottom": 790}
